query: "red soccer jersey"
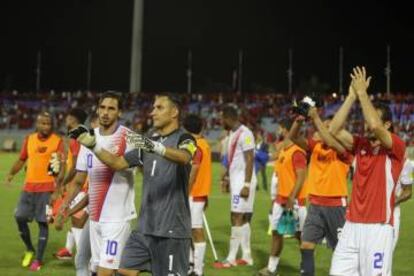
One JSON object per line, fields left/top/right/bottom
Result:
{"left": 347, "top": 134, "right": 405, "bottom": 224}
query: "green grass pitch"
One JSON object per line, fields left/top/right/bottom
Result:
{"left": 0, "top": 152, "right": 413, "bottom": 275}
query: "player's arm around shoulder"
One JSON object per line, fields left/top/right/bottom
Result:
{"left": 96, "top": 148, "right": 131, "bottom": 171}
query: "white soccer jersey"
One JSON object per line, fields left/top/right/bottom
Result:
{"left": 396, "top": 159, "right": 414, "bottom": 196}
{"left": 226, "top": 124, "right": 257, "bottom": 183}
{"left": 76, "top": 125, "right": 137, "bottom": 223}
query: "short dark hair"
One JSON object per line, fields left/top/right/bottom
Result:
{"left": 279, "top": 118, "right": 293, "bottom": 131}
{"left": 374, "top": 101, "right": 393, "bottom": 132}
{"left": 156, "top": 93, "right": 182, "bottom": 110}
{"left": 68, "top": 108, "right": 87, "bottom": 124}
{"left": 98, "top": 91, "right": 123, "bottom": 110}
{"left": 183, "top": 114, "right": 203, "bottom": 134}
{"left": 222, "top": 104, "right": 239, "bottom": 120}
{"left": 38, "top": 111, "right": 52, "bottom": 119}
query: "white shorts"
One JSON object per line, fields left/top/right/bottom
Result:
{"left": 393, "top": 206, "right": 400, "bottom": 251}
{"left": 270, "top": 201, "right": 307, "bottom": 232}
{"left": 189, "top": 197, "right": 206, "bottom": 228}
{"left": 330, "top": 221, "right": 394, "bottom": 276}
{"left": 230, "top": 179, "right": 257, "bottom": 213}
{"left": 89, "top": 220, "right": 131, "bottom": 270}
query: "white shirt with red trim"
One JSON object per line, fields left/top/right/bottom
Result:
{"left": 226, "top": 124, "right": 257, "bottom": 183}
{"left": 396, "top": 159, "right": 414, "bottom": 196}
{"left": 347, "top": 134, "right": 405, "bottom": 224}
{"left": 76, "top": 125, "right": 137, "bottom": 223}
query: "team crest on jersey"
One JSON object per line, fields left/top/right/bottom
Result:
{"left": 360, "top": 149, "right": 367, "bottom": 156}
{"left": 245, "top": 136, "right": 252, "bottom": 145}
{"left": 37, "top": 146, "right": 48, "bottom": 153}
{"left": 109, "top": 145, "right": 120, "bottom": 155}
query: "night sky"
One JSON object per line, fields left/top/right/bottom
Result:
{"left": 1, "top": 0, "right": 413, "bottom": 93}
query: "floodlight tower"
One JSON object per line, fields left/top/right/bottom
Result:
{"left": 129, "top": 0, "right": 144, "bottom": 92}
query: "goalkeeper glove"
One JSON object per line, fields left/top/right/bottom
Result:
{"left": 68, "top": 125, "right": 98, "bottom": 150}
{"left": 48, "top": 152, "right": 60, "bottom": 176}
{"left": 292, "top": 96, "right": 316, "bottom": 118}
{"left": 126, "top": 132, "right": 166, "bottom": 156}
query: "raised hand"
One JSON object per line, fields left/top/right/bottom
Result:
{"left": 307, "top": 106, "right": 319, "bottom": 119}
{"left": 292, "top": 96, "right": 317, "bottom": 119}
{"left": 126, "top": 131, "right": 166, "bottom": 155}
{"left": 68, "top": 125, "right": 96, "bottom": 149}
{"left": 350, "top": 66, "right": 371, "bottom": 96}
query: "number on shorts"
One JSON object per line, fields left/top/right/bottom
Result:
{"left": 151, "top": 160, "right": 157, "bottom": 176}
{"left": 106, "top": 240, "right": 118, "bottom": 256}
{"left": 87, "top": 154, "right": 93, "bottom": 168}
{"left": 373, "top": 252, "right": 384, "bottom": 269}
{"left": 232, "top": 195, "right": 240, "bottom": 204}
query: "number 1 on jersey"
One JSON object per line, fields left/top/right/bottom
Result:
{"left": 151, "top": 160, "right": 157, "bottom": 176}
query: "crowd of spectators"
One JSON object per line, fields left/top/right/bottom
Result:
{"left": 1, "top": 90, "right": 414, "bottom": 145}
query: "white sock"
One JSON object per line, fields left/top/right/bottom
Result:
{"left": 194, "top": 242, "right": 206, "bottom": 275}
{"left": 65, "top": 230, "right": 75, "bottom": 253}
{"left": 189, "top": 246, "right": 194, "bottom": 264}
{"left": 267, "top": 256, "right": 280, "bottom": 273}
{"left": 226, "top": 226, "right": 243, "bottom": 262}
{"left": 72, "top": 227, "right": 83, "bottom": 251}
{"left": 241, "top": 223, "right": 252, "bottom": 261}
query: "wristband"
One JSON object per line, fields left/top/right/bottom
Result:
{"left": 153, "top": 141, "right": 166, "bottom": 156}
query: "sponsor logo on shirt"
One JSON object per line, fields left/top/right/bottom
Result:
{"left": 37, "top": 146, "right": 48, "bottom": 153}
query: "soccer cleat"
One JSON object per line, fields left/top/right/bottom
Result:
{"left": 213, "top": 260, "right": 236, "bottom": 269}
{"left": 29, "top": 260, "right": 42, "bottom": 271}
{"left": 236, "top": 258, "right": 253, "bottom": 266}
{"left": 187, "top": 262, "right": 194, "bottom": 275}
{"left": 255, "top": 267, "right": 279, "bottom": 276}
{"left": 21, "top": 251, "right": 35, "bottom": 267}
{"left": 54, "top": 247, "right": 73, "bottom": 260}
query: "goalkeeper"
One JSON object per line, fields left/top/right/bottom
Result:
{"left": 288, "top": 95, "right": 352, "bottom": 276}
{"left": 69, "top": 93, "right": 197, "bottom": 276}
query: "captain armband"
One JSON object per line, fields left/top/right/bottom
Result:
{"left": 178, "top": 139, "right": 197, "bottom": 158}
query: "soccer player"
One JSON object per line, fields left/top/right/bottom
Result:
{"left": 254, "top": 129, "right": 269, "bottom": 191}
{"left": 329, "top": 67, "right": 406, "bottom": 276}
{"left": 288, "top": 107, "right": 352, "bottom": 276}
{"left": 60, "top": 92, "right": 137, "bottom": 276}
{"left": 183, "top": 114, "right": 212, "bottom": 276}
{"left": 393, "top": 154, "right": 413, "bottom": 251}
{"left": 54, "top": 108, "right": 89, "bottom": 260}
{"left": 4, "top": 112, "right": 64, "bottom": 271}
{"left": 215, "top": 104, "right": 257, "bottom": 268}
{"left": 256, "top": 118, "right": 308, "bottom": 276}
{"left": 69, "top": 93, "right": 197, "bottom": 276}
